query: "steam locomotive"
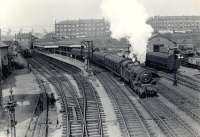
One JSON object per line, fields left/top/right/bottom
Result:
{"left": 70, "top": 48, "right": 159, "bottom": 98}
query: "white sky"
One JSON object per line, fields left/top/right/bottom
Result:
{"left": 0, "top": 0, "right": 200, "bottom": 33}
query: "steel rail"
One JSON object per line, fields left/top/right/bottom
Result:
{"left": 32, "top": 53, "right": 106, "bottom": 137}
{"left": 158, "top": 71, "right": 200, "bottom": 92}
{"left": 31, "top": 57, "right": 87, "bottom": 137}
{"left": 40, "top": 54, "right": 104, "bottom": 137}
{"left": 157, "top": 82, "right": 200, "bottom": 124}
{"left": 29, "top": 58, "right": 71, "bottom": 137}
{"left": 97, "top": 72, "right": 151, "bottom": 137}
{"left": 140, "top": 99, "right": 199, "bottom": 137}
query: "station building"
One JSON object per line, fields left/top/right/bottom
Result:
{"left": 0, "top": 41, "right": 9, "bottom": 78}
{"left": 147, "top": 16, "right": 200, "bottom": 33}
{"left": 55, "top": 18, "right": 111, "bottom": 40}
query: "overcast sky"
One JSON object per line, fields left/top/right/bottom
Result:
{"left": 0, "top": 0, "right": 200, "bottom": 33}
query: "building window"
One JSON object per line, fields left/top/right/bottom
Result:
{"left": 153, "top": 44, "right": 164, "bottom": 52}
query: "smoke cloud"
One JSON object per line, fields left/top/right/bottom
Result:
{"left": 101, "top": 0, "right": 153, "bottom": 62}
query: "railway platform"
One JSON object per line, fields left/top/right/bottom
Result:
{"left": 1, "top": 54, "right": 61, "bottom": 137}
{"left": 89, "top": 76, "right": 122, "bottom": 137}
{"left": 36, "top": 51, "right": 88, "bottom": 75}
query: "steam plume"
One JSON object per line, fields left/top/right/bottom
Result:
{"left": 101, "top": 0, "right": 153, "bottom": 62}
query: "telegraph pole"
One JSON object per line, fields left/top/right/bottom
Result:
{"left": 45, "top": 91, "right": 49, "bottom": 137}
{"left": 0, "top": 27, "right": 2, "bottom": 108}
{"left": 0, "top": 69, "right": 2, "bottom": 109}
{"left": 173, "top": 49, "right": 179, "bottom": 86}
{"left": 4, "top": 88, "right": 17, "bottom": 137}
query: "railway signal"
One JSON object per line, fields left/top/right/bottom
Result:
{"left": 173, "top": 49, "right": 182, "bottom": 86}
{"left": 81, "top": 40, "right": 94, "bottom": 74}
{"left": 4, "top": 88, "right": 17, "bottom": 137}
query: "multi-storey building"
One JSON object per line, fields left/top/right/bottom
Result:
{"left": 147, "top": 16, "right": 200, "bottom": 32}
{"left": 55, "top": 19, "right": 111, "bottom": 40}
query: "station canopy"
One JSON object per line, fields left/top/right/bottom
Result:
{"left": 34, "top": 45, "right": 59, "bottom": 48}
{"left": 0, "top": 41, "right": 9, "bottom": 48}
{"left": 59, "top": 44, "right": 82, "bottom": 48}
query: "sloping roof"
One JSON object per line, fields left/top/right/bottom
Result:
{"left": 149, "top": 33, "right": 177, "bottom": 44}
{"left": 149, "top": 32, "right": 196, "bottom": 44}
{"left": 0, "top": 41, "right": 9, "bottom": 48}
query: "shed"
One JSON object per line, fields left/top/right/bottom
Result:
{"left": 147, "top": 33, "right": 194, "bottom": 55}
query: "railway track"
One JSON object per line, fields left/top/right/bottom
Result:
{"left": 29, "top": 55, "right": 106, "bottom": 137}
{"left": 29, "top": 58, "right": 71, "bottom": 137}
{"left": 140, "top": 98, "right": 199, "bottom": 137}
{"left": 158, "top": 71, "right": 200, "bottom": 91}
{"left": 41, "top": 57, "right": 107, "bottom": 137}
{"left": 98, "top": 68, "right": 199, "bottom": 137}
{"left": 97, "top": 72, "right": 151, "bottom": 137}
{"left": 158, "top": 71, "right": 200, "bottom": 124}
{"left": 157, "top": 82, "right": 200, "bottom": 124}
{"left": 72, "top": 75, "right": 106, "bottom": 137}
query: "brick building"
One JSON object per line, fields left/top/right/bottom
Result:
{"left": 55, "top": 19, "right": 111, "bottom": 40}
{"left": 147, "top": 16, "right": 200, "bottom": 33}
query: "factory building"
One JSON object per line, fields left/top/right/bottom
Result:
{"left": 147, "top": 16, "right": 200, "bottom": 33}
{"left": 55, "top": 18, "right": 111, "bottom": 40}
{"left": 147, "top": 33, "right": 195, "bottom": 55}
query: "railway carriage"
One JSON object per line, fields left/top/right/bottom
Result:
{"left": 92, "top": 52, "right": 107, "bottom": 66}
{"left": 104, "top": 54, "right": 125, "bottom": 76}
{"left": 61, "top": 48, "right": 159, "bottom": 98}
{"left": 186, "top": 56, "right": 200, "bottom": 69}
{"left": 92, "top": 51, "right": 159, "bottom": 98}
{"left": 145, "top": 52, "right": 180, "bottom": 72}
{"left": 71, "top": 48, "right": 85, "bottom": 59}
